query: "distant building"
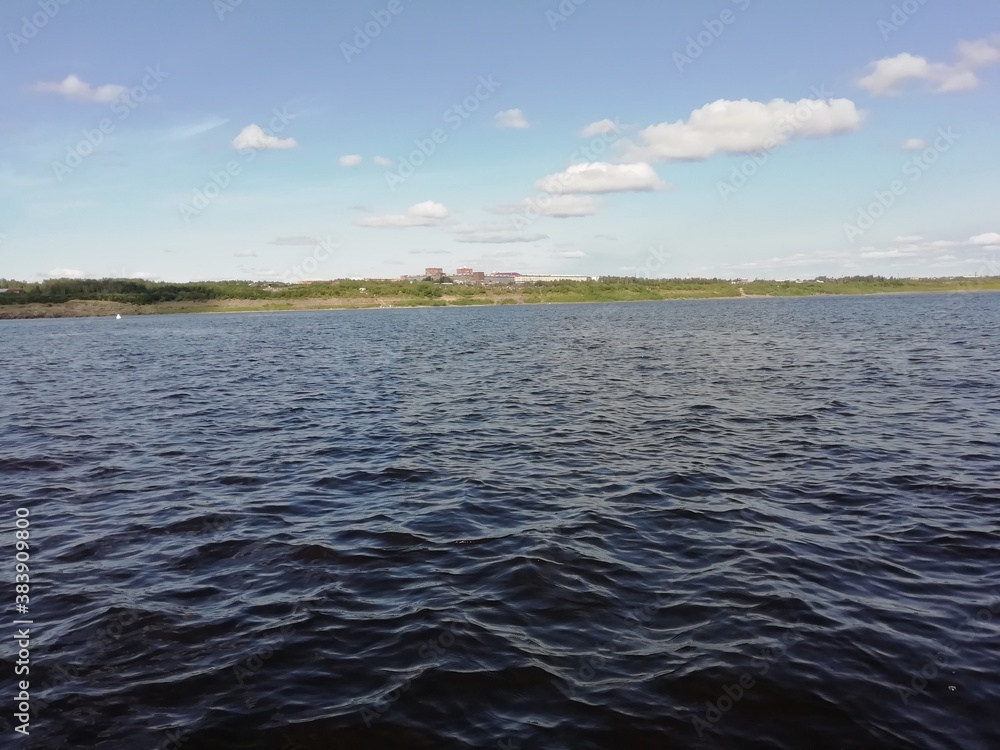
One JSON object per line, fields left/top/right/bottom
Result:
{"left": 425, "top": 267, "right": 444, "bottom": 278}
{"left": 455, "top": 267, "right": 473, "bottom": 276}
{"left": 472, "top": 271, "right": 486, "bottom": 281}
{"left": 513, "top": 274, "right": 595, "bottom": 284}
{"left": 490, "top": 272, "right": 520, "bottom": 279}
{"left": 0, "top": 287, "right": 23, "bottom": 294}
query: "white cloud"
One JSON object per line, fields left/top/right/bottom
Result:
{"left": 970, "top": 232, "right": 1000, "bottom": 245}
{"left": 490, "top": 194, "right": 603, "bottom": 218}
{"left": 373, "top": 155, "right": 394, "bottom": 167}
{"left": 409, "top": 200, "right": 449, "bottom": 219}
{"left": 620, "top": 97, "right": 863, "bottom": 162}
{"left": 495, "top": 108, "right": 529, "bottom": 129}
{"left": 47, "top": 268, "right": 85, "bottom": 278}
{"left": 339, "top": 154, "right": 363, "bottom": 167}
{"left": 956, "top": 38, "right": 1000, "bottom": 67}
{"left": 234, "top": 250, "right": 257, "bottom": 257}
{"left": 558, "top": 250, "right": 587, "bottom": 258}
{"left": 32, "top": 75, "right": 125, "bottom": 103}
{"left": 855, "top": 234, "right": 1000, "bottom": 264}
{"left": 232, "top": 124, "right": 297, "bottom": 150}
{"left": 858, "top": 37, "right": 1000, "bottom": 95}
{"left": 357, "top": 201, "right": 449, "bottom": 228}
{"left": 579, "top": 119, "right": 620, "bottom": 138}
{"left": 535, "top": 161, "right": 665, "bottom": 194}
{"left": 452, "top": 223, "right": 547, "bottom": 244}
{"left": 901, "top": 138, "right": 929, "bottom": 151}
{"left": 858, "top": 53, "right": 933, "bottom": 95}
{"left": 129, "top": 271, "right": 156, "bottom": 280}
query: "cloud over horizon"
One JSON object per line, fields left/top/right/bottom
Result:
{"left": 535, "top": 162, "right": 665, "bottom": 194}
{"left": 620, "top": 97, "right": 863, "bottom": 162}
{"left": 495, "top": 108, "right": 529, "bottom": 129}
{"left": 858, "top": 37, "right": 1000, "bottom": 95}
{"left": 357, "top": 201, "right": 450, "bottom": 228}
{"left": 32, "top": 74, "right": 126, "bottom": 103}
{"left": 232, "top": 124, "right": 298, "bottom": 150}
{"left": 491, "top": 194, "right": 604, "bottom": 218}
{"left": 452, "top": 223, "right": 548, "bottom": 244}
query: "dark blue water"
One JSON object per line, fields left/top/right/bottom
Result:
{"left": 2, "top": 294, "right": 999, "bottom": 749}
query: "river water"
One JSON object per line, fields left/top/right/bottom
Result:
{"left": 2, "top": 294, "right": 999, "bottom": 749}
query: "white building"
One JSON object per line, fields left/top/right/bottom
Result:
{"left": 513, "top": 274, "right": 596, "bottom": 284}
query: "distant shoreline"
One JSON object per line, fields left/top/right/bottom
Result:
{"left": 2, "top": 285, "right": 998, "bottom": 320}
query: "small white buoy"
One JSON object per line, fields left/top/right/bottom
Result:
{"left": 116, "top": 314, "right": 122, "bottom": 320}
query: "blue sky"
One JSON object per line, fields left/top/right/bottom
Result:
{"left": 2, "top": 0, "right": 999, "bottom": 282}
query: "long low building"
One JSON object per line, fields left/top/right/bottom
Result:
{"left": 513, "top": 274, "right": 597, "bottom": 283}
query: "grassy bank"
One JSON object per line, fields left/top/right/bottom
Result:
{"left": 2, "top": 276, "right": 999, "bottom": 319}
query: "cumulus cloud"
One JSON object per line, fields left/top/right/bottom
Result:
{"left": 357, "top": 201, "right": 449, "bottom": 228}
{"left": 620, "top": 97, "right": 863, "bottom": 162}
{"left": 232, "top": 124, "right": 297, "bottom": 150}
{"left": 535, "top": 161, "right": 665, "bottom": 194}
{"left": 579, "top": 119, "right": 621, "bottom": 138}
{"left": 234, "top": 250, "right": 257, "bottom": 257}
{"left": 339, "top": 154, "right": 362, "bottom": 167}
{"left": 373, "top": 155, "right": 394, "bottom": 167}
{"left": 558, "top": 250, "right": 587, "bottom": 258}
{"left": 858, "top": 234, "right": 1000, "bottom": 263}
{"left": 901, "top": 138, "right": 929, "bottom": 151}
{"left": 858, "top": 37, "right": 1000, "bottom": 95}
{"left": 490, "top": 194, "right": 603, "bottom": 218}
{"left": 47, "top": 268, "right": 86, "bottom": 278}
{"left": 495, "top": 108, "right": 529, "bottom": 129}
{"left": 32, "top": 75, "right": 125, "bottom": 103}
{"left": 452, "top": 223, "right": 547, "bottom": 244}
{"left": 129, "top": 271, "right": 156, "bottom": 280}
